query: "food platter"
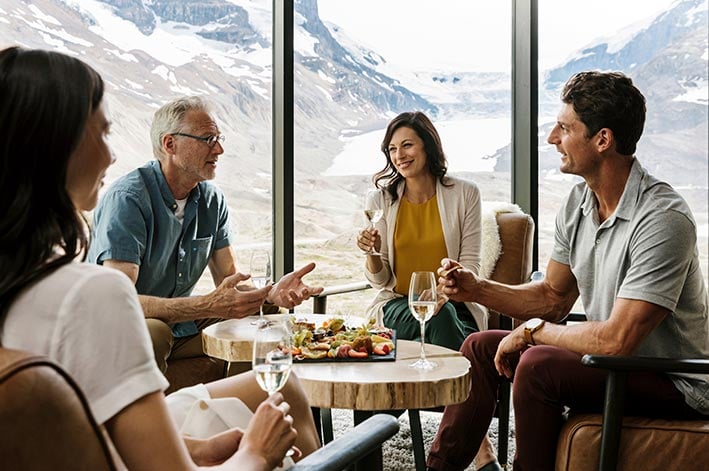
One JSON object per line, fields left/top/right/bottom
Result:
{"left": 290, "top": 317, "right": 397, "bottom": 363}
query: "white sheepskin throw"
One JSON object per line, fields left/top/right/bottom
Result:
{"left": 479, "top": 201, "right": 523, "bottom": 279}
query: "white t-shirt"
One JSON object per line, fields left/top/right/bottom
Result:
{"left": 2, "top": 261, "right": 168, "bottom": 426}
{"left": 175, "top": 197, "right": 188, "bottom": 222}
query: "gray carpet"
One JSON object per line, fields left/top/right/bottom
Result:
{"left": 330, "top": 409, "right": 516, "bottom": 470}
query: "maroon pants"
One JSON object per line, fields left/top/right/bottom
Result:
{"left": 427, "top": 330, "right": 699, "bottom": 471}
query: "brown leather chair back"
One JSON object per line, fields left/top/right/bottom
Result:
{"left": 486, "top": 211, "right": 535, "bottom": 330}
{"left": 556, "top": 413, "right": 709, "bottom": 470}
{"left": 0, "top": 348, "right": 116, "bottom": 471}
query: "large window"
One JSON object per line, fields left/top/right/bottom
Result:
{"left": 293, "top": 1, "right": 513, "bottom": 315}
{"left": 5, "top": 0, "right": 705, "bottom": 315}
{"left": 538, "top": 0, "right": 709, "bottom": 307}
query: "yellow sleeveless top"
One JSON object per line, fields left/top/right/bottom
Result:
{"left": 393, "top": 195, "right": 448, "bottom": 294}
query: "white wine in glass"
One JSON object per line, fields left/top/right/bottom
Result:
{"left": 250, "top": 250, "right": 272, "bottom": 323}
{"left": 252, "top": 321, "right": 292, "bottom": 395}
{"left": 251, "top": 320, "right": 295, "bottom": 458}
{"left": 363, "top": 191, "right": 383, "bottom": 256}
{"left": 408, "top": 271, "right": 438, "bottom": 370}
{"left": 364, "top": 208, "right": 383, "bottom": 226}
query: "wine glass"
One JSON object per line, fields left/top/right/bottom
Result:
{"left": 363, "top": 190, "right": 382, "bottom": 255}
{"left": 252, "top": 320, "right": 295, "bottom": 457}
{"left": 252, "top": 320, "right": 293, "bottom": 395}
{"left": 408, "top": 271, "right": 438, "bottom": 370}
{"left": 250, "top": 250, "right": 272, "bottom": 323}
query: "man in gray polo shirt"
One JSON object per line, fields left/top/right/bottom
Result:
{"left": 88, "top": 96, "right": 323, "bottom": 373}
{"left": 426, "top": 72, "right": 709, "bottom": 471}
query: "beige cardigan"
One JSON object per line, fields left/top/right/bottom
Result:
{"left": 363, "top": 176, "right": 488, "bottom": 330}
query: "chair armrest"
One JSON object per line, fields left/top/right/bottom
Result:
{"left": 315, "top": 281, "right": 372, "bottom": 298}
{"left": 312, "top": 281, "right": 372, "bottom": 314}
{"left": 563, "top": 312, "right": 587, "bottom": 323}
{"left": 290, "top": 414, "right": 399, "bottom": 471}
{"left": 581, "top": 355, "right": 709, "bottom": 374}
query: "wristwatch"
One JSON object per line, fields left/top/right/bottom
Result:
{"left": 524, "top": 318, "right": 545, "bottom": 345}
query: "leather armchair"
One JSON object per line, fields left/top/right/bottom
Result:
{"left": 0, "top": 348, "right": 116, "bottom": 471}
{"left": 479, "top": 210, "right": 535, "bottom": 468}
{"left": 484, "top": 211, "right": 535, "bottom": 330}
{"left": 0, "top": 347, "right": 399, "bottom": 471}
{"left": 555, "top": 354, "right": 709, "bottom": 471}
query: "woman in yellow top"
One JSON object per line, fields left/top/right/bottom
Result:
{"left": 357, "top": 111, "right": 486, "bottom": 351}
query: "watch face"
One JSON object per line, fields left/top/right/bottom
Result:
{"left": 526, "top": 318, "right": 543, "bottom": 329}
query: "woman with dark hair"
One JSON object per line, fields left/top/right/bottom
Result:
{"left": 357, "top": 111, "right": 486, "bottom": 350}
{"left": 357, "top": 111, "right": 500, "bottom": 470}
{"left": 0, "top": 46, "right": 319, "bottom": 471}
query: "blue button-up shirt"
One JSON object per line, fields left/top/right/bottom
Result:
{"left": 88, "top": 161, "right": 233, "bottom": 337}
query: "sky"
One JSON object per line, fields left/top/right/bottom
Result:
{"left": 317, "top": 0, "right": 681, "bottom": 72}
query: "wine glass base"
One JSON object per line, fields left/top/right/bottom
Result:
{"left": 250, "top": 317, "right": 274, "bottom": 327}
{"left": 409, "top": 358, "right": 438, "bottom": 370}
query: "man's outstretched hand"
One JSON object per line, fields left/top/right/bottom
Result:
{"left": 266, "top": 262, "right": 324, "bottom": 308}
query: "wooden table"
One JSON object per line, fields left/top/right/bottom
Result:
{"left": 290, "top": 339, "right": 470, "bottom": 411}
{"left": 202, "top": 314, "right": 472, "bottom": 470}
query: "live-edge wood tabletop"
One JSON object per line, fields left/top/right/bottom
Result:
{"left": 202, "top": 314, "right": 471, "bottom": 411}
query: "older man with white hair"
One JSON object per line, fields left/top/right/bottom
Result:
{"left": 89, "top": 96, "right": 322, "bottom": 372}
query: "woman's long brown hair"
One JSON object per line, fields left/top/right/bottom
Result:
{"left": 0, "top": 47, "right": 104, "bottom": 321}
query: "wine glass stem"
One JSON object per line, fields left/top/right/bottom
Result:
{"left": 367, "top": 222, "right": 374, "bottom": 254}
{"left": 419, "top": 320, "right": 427, "bottom": 362}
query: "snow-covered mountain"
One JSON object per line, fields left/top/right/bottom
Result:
{"left": 544, "top": 0, "right": 707, "bottom": 93}
{"left": 1, "top": 0, "right": 706, "bottom": 239}
{"left": 93, "top": 0, "right": 434, "bottom": 119}
{"left": 492, "top": 0, "right": 708, "bottom": 188}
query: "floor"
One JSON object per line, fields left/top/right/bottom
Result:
{"left": 329, "top": 409, "right": 516, "bottom": 470}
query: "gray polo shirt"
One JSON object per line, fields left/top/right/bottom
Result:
{"left": 88, "top": 161, "right": 233, "bottom": 337}
{"left": 552, "top": 159, "right": 709, "bottom": 414}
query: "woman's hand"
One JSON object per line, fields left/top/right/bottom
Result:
{"left": 235, "top": 393, "right": 298, "bottom": 470}
{"left": 357, "top": 227, "right": 381, "bottom": 255}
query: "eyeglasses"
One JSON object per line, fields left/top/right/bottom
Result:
{"left": 172, "top": 132, "right": 225, "bottom": 147}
